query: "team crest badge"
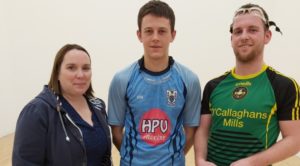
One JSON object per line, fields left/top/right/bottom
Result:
{"left": 232, "top": 87, "right": 247, "bottom": 99}
{"left": 167, "top": 90, "right": 177, "bottom": 105}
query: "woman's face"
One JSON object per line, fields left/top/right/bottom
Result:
{"left": 58, "top": 49, "right": 91, "bottom": 97}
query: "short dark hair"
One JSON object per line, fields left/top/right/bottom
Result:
{"left": 48, "top": 44, "right": 94, "bottom": 97}
{"left": 138, "top": 0, "right": 175, "bottom": 32}
{"left": 230, "top": 3, "right": 269, "bottom": 33}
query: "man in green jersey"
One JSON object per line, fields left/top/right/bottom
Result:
{"left": 194, "top": 3, "right": 300, "bottom": 166}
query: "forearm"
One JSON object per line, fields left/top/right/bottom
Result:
{"left": 111, "top": 126, "right": 124, "bottom": 151}
{"left": 194, "top": 114, "right": 213, "bottom": 166}
{"left": 184, "top": 126, "right": 196, "bottom": 154}
{"left": 241, "top": 136, "right": 300, "bottom": 166}
{"left": 194, "top": 127, "right": 209, "bottom": 165}
{"left": 113, "top": 136, "right": 122, "bottom": 151}
{"left": 231, "top": 121, "right": 300, "bottom": 166}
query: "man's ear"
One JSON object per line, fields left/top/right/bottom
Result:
{"left": 264, "top": 30, "right": 272, "bottom": 44}
{"left": 171, "top": 30, "right": 176, "bottom": 42}
{"left": 137, "top": 30, "right": 142, "bottom": 42}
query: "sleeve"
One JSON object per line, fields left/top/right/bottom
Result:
{"left": 12, "top": 101, "right": 48, "bottom": 166}
{"left": 201, "top": 82, "right": 213, "bottom": 115}
{"left": 275, "top": 77, "right": 300, "bottom": 120}
{"left": 183, "top": 73, "right": 201, "bottom": 127}
{"left": 107, "top": 73, "right": 128, "bottom": 126}
{"left": 201, "top": 73, "right": 228, "bottom": 115}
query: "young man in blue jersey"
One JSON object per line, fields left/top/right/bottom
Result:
{"left": 108, "top": 0, "right": 201, "bottom": 165}
{"left": 194, "top": 3, "right": 300, "bottom": 166}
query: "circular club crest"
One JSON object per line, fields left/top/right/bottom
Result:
{"left": 139, "top": 109, "right": 171, "bottom": 146}
{"left": 232, "top": 87, "right": 247, "bottom": 99}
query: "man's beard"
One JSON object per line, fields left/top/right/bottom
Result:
{"left": 234, "top": 47, "right": 262, "bottom": 63}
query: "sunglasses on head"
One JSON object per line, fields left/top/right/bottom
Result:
{"left": 233, "top": 6, "right": 282, "bottom": 34}
{"left": 234, "top": 7, "right": 267, "bottom": 24}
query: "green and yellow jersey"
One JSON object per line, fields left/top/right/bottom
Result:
{"left": 201, "top": 65, "right": 300, "bottom": 166}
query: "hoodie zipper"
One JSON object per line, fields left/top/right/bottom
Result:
{"left": 65, "top": 113, "right": 88, "bottom": 166}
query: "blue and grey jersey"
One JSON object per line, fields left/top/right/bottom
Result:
{"left": 108, "top": 57, "right": 201, "bottom": 166}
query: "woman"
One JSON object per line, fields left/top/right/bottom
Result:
{"left": 13, "top": 44, "right": 112, "bottom": 166}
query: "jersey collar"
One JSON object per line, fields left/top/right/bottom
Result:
{"left": 231, "top": 64, "right": 268, "bottom": 79}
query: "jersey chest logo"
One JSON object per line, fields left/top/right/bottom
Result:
{"left": 139, "top": 109, "right": 171, "bottom": 146}
{"left": 167, "top": 89, "right": 177, "bottom": 105}
{"left": 232, "top": 87, "right": 248, "bottom": 99}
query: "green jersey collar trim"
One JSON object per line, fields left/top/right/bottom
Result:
{"left": 231, "top": 64, "right": 268, "bottom": 79}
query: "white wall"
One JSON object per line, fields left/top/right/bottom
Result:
{"left": 1, "top": 0, "right": 299, "bottom": 137}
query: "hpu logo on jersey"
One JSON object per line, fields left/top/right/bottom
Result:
{"left": 167, "top": 90, "right": 177, "bottom": 105}
{"left": 232, "top": 87, "right": 247, "bottom": 99}
{"left": 141, "top": 119, "right": 168, "bottom": 133}
{"left": 139, "top": 109, "right": 171, "bottom": 146}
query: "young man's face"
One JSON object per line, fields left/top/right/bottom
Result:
{"left": 137, "top": 14, "right": 176, "bottom": 61}
{"left": 231, "top": 14, "right": 271, "bottom": 63}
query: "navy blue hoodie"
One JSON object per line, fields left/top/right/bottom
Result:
{"left": 13, "top": 86, "right": 112, "bottom": 166}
